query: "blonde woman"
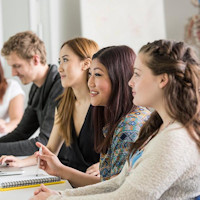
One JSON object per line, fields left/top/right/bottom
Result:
{"left": 0, "top": 37, "right": 100, "bottom": 185}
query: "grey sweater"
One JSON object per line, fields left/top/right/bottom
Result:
{"left": 0, "top": 65, "right": 63, "bottom": 156}
{"left": 48, "top": 122, "right": 200, "bottom": 200}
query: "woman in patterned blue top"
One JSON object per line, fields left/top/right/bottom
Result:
{"left": 88, "top": 46, "right": 151, "bottom": 181}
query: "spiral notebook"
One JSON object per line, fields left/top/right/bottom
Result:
{"left": 0, "top": 173, "right": 65, "bottom": 191}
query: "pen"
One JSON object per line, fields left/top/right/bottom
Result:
{"left": 36, "top": 147, "right": 42, "bottom": 177}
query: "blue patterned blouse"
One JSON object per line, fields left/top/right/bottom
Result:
{"left": 100, "top": 106, "right": 151, "bottom": 181}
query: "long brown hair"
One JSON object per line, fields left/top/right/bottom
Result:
{"left": 92, "top": 46, "right": 136, "bottom": 154}
{"left": 0, "top": 60, "right": 8, "bottom": 103}
{"left": 56, "top": 37, "right": 99, "bottom": 146}
{"left": 130, "top": 40, "right": 200, "bottom": 156}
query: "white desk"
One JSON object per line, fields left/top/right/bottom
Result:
{"left": 0, "top": 133, "right": 7, "bottom": 138}
{"left": 0, "top": 165, "right": 72, "bottom": 200}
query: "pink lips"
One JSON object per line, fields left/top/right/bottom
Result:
{"left": 59, "top": 74, "right": 66, "bottom": 79}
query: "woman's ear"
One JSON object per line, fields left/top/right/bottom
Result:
{"left": 159, "top": 73, "right": 169, "bottom": 89}
{"left": 82, "top": 58, "right": 92, "bottom": 71}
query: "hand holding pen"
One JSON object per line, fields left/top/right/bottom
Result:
{"left": 36, "top": 146, "right": 42, "bottom": 176}
{"left": 35, "top": 142, "right": 63, "bottom": 177}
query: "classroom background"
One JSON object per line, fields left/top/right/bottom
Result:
{"left": 0, "top": 0, "right": 198, "bottom": 103}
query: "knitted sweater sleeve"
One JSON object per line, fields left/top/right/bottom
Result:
{"left": 47, "top": 162, "right": 129, "bottom": 200}
{"left": 47, "top": 124, "right": 199, "bottom": 200}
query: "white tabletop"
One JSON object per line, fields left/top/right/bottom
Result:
{"left": 0, "top": 133, "right": 7, "bottom": 138}
{"left": 0, "top": 165, "right": 72, "bottom": 200}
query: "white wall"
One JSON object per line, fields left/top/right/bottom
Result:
{"left": 164, "top": 0, "right": 200, "bottom": 56}
{"left": 1, "top": 0, "right": 29, "bottom": 42}
{"left": 49, "top": 0, "right": 81, "bottom": 65}
{"left": 0, "top": 0, "right": 31, "bottom": 100}
{"left": 0, "top": 0, "right": 81, "bottom": 105}
{"left": 164, "top": 0, "right": 197, "bottom": 41}
{"left": 0, "top": 0, "right": 198, "bottom": 100}
{"left": 0, "top": 0, "right": 3, "bottom": 63}
{"left": 0, "top": 0, "right": 82, "bottom": 66}
{"left": 1, "top": 0, "right": 198, "bottom": 67}
{"left": 80, "top": 0, "right": 166, "bottom": 53}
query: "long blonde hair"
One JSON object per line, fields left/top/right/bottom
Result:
{"left": 56, "top": 37, "right": 99, "bottom": 146}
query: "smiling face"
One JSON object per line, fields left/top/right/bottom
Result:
{"left": 88, "top": 58, "right": 112, "bottom": 106}
{"left": 6, "top": 52, "right": 36, "bottom": 85}
{"left": 128, "top": 53, "right": 164, "bottom": 109}
{"left": 58, "top": 44, "right": 85, "bottom": 88}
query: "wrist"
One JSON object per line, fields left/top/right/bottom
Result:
{"left": 58, "top": 165, "right": 71, "bottom": 180}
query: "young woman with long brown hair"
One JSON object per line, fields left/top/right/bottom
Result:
{"left": 30, "top": 45, "right": 152, "bottom": 199}
{"left": 89, "top": 46, "right": 150, "bottom": 181}
{"left": 29, "top": 45, "right": 150, "bottom": 188}
{"left": 32, "top": 40, "right": 200, "bottom": 200}
{"left": 0, "top": 37, "right": 100, "bottom": 184}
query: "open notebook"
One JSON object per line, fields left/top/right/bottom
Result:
{"left": 0, "top": 173, "right": 65, "bottom": 191}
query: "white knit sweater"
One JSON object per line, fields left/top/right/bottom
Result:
{"left": 48, "top": 122, "right": 200, "bottom": 200}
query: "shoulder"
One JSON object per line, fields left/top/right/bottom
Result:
{"left": 161, "top": 122, "right": 194, "bottom": 144}
{"left": 148, "top": 122, "right": 199, "bottom": 161}
{"left": 113, "top": 108, "right": 149, "bottom": 143}
{"left": 137, "top": 122, "right": 200, "bottom": 178}
{"left": 43, "top": 65, "right": 63, "bottom": 97}
{"left": 130, "top": 106, "right": 151, "bottom": 121}
{"left": 47, "top": 65, "right": 63, "bottom": 91}
{"left": 6, "top": 79, "right": 25, "bottom": 97}
{"left": 7, "top": 79, "right": 20, "bottom": 88}
{"left": 121, "top": 107, "right": 151, "bottom": 124}
{"left": 48, "top": 64, "right": 61, "bottom": 82}
{"left": 117, "top": 107, "right": 151, "bottom": 130}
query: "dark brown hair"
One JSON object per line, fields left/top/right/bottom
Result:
{"left": 0, "top": 60, "right": 7, "bottom": 103}
{"left": 130, "top": 40, "right": 200, "bottom": 156}
{"left": 92, "top": 45, "right": 136, "bottom": 154}
{"left": 56, "top": 37, "right": 99, "bottom": 146}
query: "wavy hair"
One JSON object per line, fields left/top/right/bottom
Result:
{"left": 92, "top": 45, "right": 136, "bottom": 154}
{"left": 1, "top": 31, "right": 46, "bottom": 65}
{"left": 130, "top": 40, "right": 200, "bottom": 155}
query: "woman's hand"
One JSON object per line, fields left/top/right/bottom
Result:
{"left": 0, "top": 155, "right": 24, "bottom": 167}
{"left": 86, "top": 162, "right": 100, "bottom": 177}
{"left": 30, "top": 184, "right": 59, "bottom": 200}
{"left": 35, "top": 142, "right": 63, "bottom": 177}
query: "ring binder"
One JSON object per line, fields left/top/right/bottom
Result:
{"left": 0, "top": 174, "right": 65, "bottom": 191}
